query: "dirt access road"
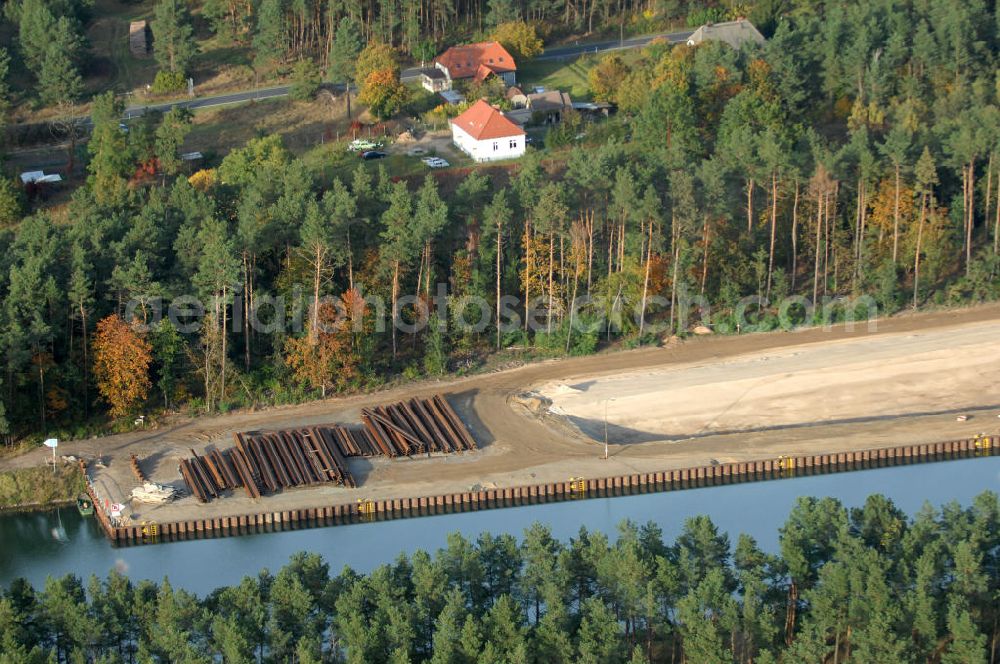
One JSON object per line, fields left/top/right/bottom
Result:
{"left": 5, "top": 304, "right": 999, "bottom": 525}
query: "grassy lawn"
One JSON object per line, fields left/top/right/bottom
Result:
{"left": 304, "top": 135, "right": 474, "bottom": 184}
{"left": 517, "top": 47, "right": 649, "bottom": 101}
{"left": 0, "top": 465, "right": 86, "bottom": 510}
{"left": 84, "top": 0, "right": 160, "bottom": 96}
{"left": 181, "top": 95, "right": 474, "bottom": 181}
{"left": 517, "top": 56, "right": 599, "bottom": 100}
{"left": 183, "top": 95, "right": 358, "bottom": 160}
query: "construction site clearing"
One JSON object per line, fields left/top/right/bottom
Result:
{"left": 7, "top": 303, "right": 1000, "bottom": 531}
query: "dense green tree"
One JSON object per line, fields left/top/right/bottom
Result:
{"left": 412, "top": 175, "right": 448, "bottom": 299}
{"left": 779, "top": 496, "right": 847, "bottom": 643}
{"left": 17, "top": 0, "right": 56, "bottom": 71}
{"left": 141, "top": 579, "right": 203, "bottom": 662}
{"left": 943, "top": 600, "right": 988, "bottom": 664}
{"left": 218, "top": 134, "right": 291, "bottom": 187}
{"left": 154, "top": 107, "right": 193, "bottom": 176}
{"left": 520, "top": 523, "right": 562, "bottom": 623}
{"left": 87, "top": 93, "right": 132, "bottom": 206}
{"left": 576, "top": 596, "right": 622, "bottom": 664}
{"left": 37, "top": 18, "right": 84, "bottom": 106}
{"left": 150, "top": 319, "right": 184, "bottom": 408}
{"left": 328, "top": 17, "right": 362, "bottom": 84}
{"left": 381, "top": 180, "right": 416, "bottom": 358}
{"left": 912, "top": 146, "right": 940, "bottom": 308}
{"left": 152, "top": 0, "right": 197, "bottom": 75}
{"left": 0, "top": 47, "right": 12, "bottom": 136}
{"left": 532, "top": 594, "right": 574, "bottom": 664}
{"left": 0, "top": 378, "right": 8, "bottom": 440}
{"left": 676, "top": 568, "right": 735, "bottom": 664}
{"left": 253, "top": 0, "right": 288, "bottom": 70}
{"left": 193, "top": 216, "right": 240, "bottom": 409}
{"left": 267, "top": 567, "right": 316, "bottom": 660}
{"left": 486, "top": 0, "right": 518, "bottom": 27}
{"left": 0, "top": 177, "right": 23, "bottom": 227}
{"left": 290, "top": 57, "right": 322, "bottom": 100}
{"left": 88, "top": 572, "right": 137, "bottom": 659}
{"left": 37, "top": 575, "right": 94, "bottom": 662}
{"left": 4, "top": 214, "right": 61, "bottom": 430}
{"left": 429, "top": 588, "right": 468, "bottom": 664}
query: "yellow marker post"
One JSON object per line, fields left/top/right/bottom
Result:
{"left": 357, "top": 499, "right": 375, "bottom": 520}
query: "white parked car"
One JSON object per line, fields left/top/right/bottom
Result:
{"left": 421, "top": 157, "right": 450, "bottom": 168}
{"left": 349, "top": 139, "right": 382, "bottom": 152}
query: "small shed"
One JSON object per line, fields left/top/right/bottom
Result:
{"left": 526, "top": 90, "right": 573, "bottom": 124}
{"left": 572, "top": 101, "right": 616, "bottom": 119}
{"left": 505, "top": 86, "right": 528, "bottom": 108}
{"left": 129, "top": 21, "right": 150, "bottom": 56}
{"left": 420, "top": 67, "right": 449, "bottom": 93}
{"left": 439, "top": 90, "right": 465, "bottom": 106}
{"left": 20, "top": 171, "right": 63, "bottom": 185}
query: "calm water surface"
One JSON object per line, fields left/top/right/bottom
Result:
{"left": 2, "top": 456, "right": 999, "bottom": 593}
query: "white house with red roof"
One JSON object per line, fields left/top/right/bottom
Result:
{"left": 450, "top": 99, "right": 526, "bottom": 162}
{"left": 433, "top": 42, "right": 517, "bottom": 90}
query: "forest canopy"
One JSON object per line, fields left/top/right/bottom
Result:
{"left": 0, "top": 0, "right": 999, "bottom": 443}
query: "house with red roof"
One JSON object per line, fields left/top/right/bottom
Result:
{"left": 432, "top": 42, "right": 517, "bottom": 90}
{"left": 450, "top": 99, "right": 526, "bottom": 162}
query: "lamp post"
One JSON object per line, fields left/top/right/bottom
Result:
{"left": 603, "top": 398, "right": 615, "bottom": 460}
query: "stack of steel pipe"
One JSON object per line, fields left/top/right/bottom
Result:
{"left": 130, "top": 454, "right": 147, "bottom": 483}
{"left": 360, "top": 395, "right": 477, "bottom": 456}
{"left": 178, "top": 394, "right": 474, "bottom": 502}
{"left": 230, "top": 428, "right": 357, "bottom": 495}
{"left": 179, "top": 451, "right": 218, "bottom": 502}
{"left": 317, "top": 425, "right": 382, "bottom": 458}
{"left": 229, "top": 437, "right": 261, "bottom": 499}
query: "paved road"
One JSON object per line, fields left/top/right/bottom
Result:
{"left": 398, "top": 29, "right": 693, "bottom": 80}
{"left": 17, "top": 28, "right": 693, "bottom": 133}
{"left": 123, "top": 85, "right": 293, "bottom": 118}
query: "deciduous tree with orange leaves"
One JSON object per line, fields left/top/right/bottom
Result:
{"left": 93, "top": 314, "right": 152, "bottom": 417}
{"left": 284, "top": 298, "right": 360, "bottom": 397}
{"left": 358, "top": 69, "right": 407, "bottom": 120}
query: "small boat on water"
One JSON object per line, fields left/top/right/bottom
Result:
{"left": 76, "top": 494, "right": 94, "bottom": 517}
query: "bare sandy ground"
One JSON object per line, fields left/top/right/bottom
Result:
{"left": 540, "top": 322, "right": 1000, "bottom": 444}
{"left": 4, "top": 304, "right": 1000, "bottom": 525}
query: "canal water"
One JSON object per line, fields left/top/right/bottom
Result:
{"left": 2, "top": 456, "right": 999, "bottom": 594}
